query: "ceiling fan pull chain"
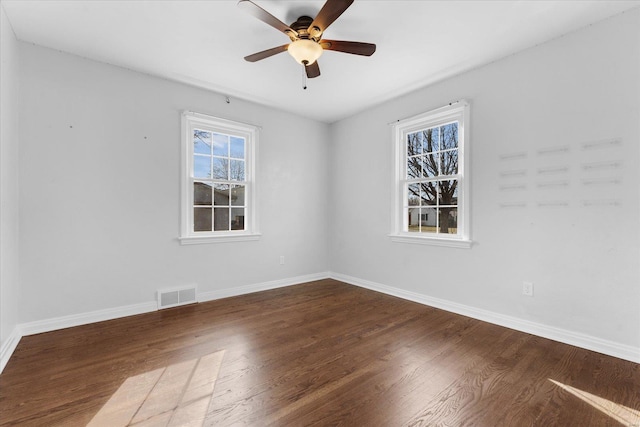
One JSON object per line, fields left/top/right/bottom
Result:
{"left": 302, "top": 62, "right": 308, "bottom": 90}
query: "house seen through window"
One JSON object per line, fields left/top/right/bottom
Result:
{"left": 193, "top": 130, "right": 246, "bottom": 232}
{"left": 180, "top": 112, "right": 259, "bottom": 244}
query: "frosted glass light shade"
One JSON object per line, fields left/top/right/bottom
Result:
{"left": 287, "top": 40, "right": 323, "bottom": 65}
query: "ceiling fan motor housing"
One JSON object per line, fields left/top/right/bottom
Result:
{"left": 290, "top": 16, "right": 321, "bottom": 41}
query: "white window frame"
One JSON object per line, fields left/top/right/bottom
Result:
{"left": 390, "top": 101, "right": 471, "bottom": 248}
{"left": 179, "top": 111, "right": 260, "bottom": 245}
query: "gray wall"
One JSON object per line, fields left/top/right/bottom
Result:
{"left": 17, "top": 43, "right": 330, "bottom": 322}
{"left": 0, "top": 5, "right": 20, "bottom": 359}
{"left": 329, "top": 9, "right": 639, "bottom": 350}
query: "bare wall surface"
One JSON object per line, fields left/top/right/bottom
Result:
{"left": 18, "top": 44, "right": 330, "bottom": 323}
{"left": 0, "top": 5, "right": 20, "bottom": 350}
{"left": 329, "top": 9, "right": 640, "bottom": 349}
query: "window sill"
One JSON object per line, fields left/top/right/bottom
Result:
{"left": 179, "top": 233, "right": 262, "bottom": 245}
{"left": 389, "top": 234, "right": 473, "bottom": 249}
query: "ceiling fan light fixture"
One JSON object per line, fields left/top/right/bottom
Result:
{"left": 287, "top": 39, "right": 323, "bottom": 65}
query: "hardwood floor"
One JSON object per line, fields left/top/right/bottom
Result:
{"left": 1, "top": 279, "right": 639, "bottom": 426}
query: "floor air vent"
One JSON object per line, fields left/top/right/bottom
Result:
{"left": 157, "top": 286, "right": 197, "bottom": 309}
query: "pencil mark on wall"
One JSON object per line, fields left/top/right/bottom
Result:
{"left": 537, "top": 166, "right": 569, "bottom": 175}
{"left": 537, "top": 201, "right": 569, "bottom": 208}
{"left": 499, "top": 202, "right": 527, "bottom": 209}
{"left": 499, "top": 152, "right": 528, "bottom": 161}
{"left": 497, "top": 136, "right": 623, "bottom": 210}
{"left": 500, "top": 169, "right": 527, "bottom": 178}
{"left": 500, "top": 184, "right": 527, "bottom": 191}
{"left": 581, "top": 200, "right": 621, "bottom": 207}
{"left": 577, "top": 137, "right": 622, "bottom": 206}
{"left": 582, "top": 178, "right": 621, "bottom": 186}
{"left": 582, "top": 161, "right": 621, "bottom": 171}
{"left": 537, "top": 181, "right": 569, "bottom": 189}
{"left": 581, "top": 138, "right": 621, "bottom": 150}
{"left": 537, "top": 146, "right": 570, "bottom": 156}
{"left": 498, "top": 151, "right": 529, "bottom": 209}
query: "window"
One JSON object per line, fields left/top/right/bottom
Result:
{"left": 180, "top": 112, "right": 259, "bottom": 244}
{"left": 390, "top": 101, "right": 471, "bottom": 248}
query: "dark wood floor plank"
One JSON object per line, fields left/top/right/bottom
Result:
{"left": 1, "top": 279, "right": 638, "bottom": 426}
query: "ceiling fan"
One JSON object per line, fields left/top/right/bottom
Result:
{"left": 238, "top": 0, "right": 376, "bottom": 80}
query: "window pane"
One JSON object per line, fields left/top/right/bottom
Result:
{"left": 407, "top": 156, "right": 421, "bottom": 179}
{"left": 423, "top": 127, "right": 439, "bottom": 153}
{"left": 394, "top": 103, "right": 467, "bottom": 241}
{"left": 214, "top": 208, "right": 230, "bottom": 231}
{"left": 193, "top": 182, "right": 212, "bottom": 205}
{"left": 230, "top": 136, "right": 245, "bottom": 159}
{"left": 231, "top": 185, "right": 245, "bottom": 206}
{"left": 194, "top": 207, "right": 212, "bottom": 232}
{"left": 421, "top": 207, "right": 437, "bottom": 233}
{"left": 421, "top": 182, "right": 437, "bottom": 205}
{"left": 230, "top": 159, "right": 245, "bottom": 181}
{"left": 193, "top": 130, "right": 211, "bottom": 155}
{"left": 441, "top": 122, "right": 458, "bottom": 150}
{"left": 212, "top": 133, "right": 229, "bottom": 156}
{"left": 408, "top": 207, "right": 420, "bottom": 232}
{"left": 231, "top": 208, "right": 245, "bottom": 230}
{"left": 422, "top": 154, "right": 439, "bottom": 177}
{"left": 438, "top": 180, "right": 458, "bottom": 206}
{"left": 438, "top": 207, "right": 458, "bottom": 234}
{"left": 407, "top": 183, "right": 420, "bottom": 206}
{"left": 441, "top": 150, "right": 458, "bottom": 175}
{"left": 183, "top": 113, "right": 256, "bottom": 239}
{"left": 193, "top": 155, "right": 211, "bottom": 178}
{"left": 214, "top": 184, "right": 229, "bottom": 206}
{"left": 407, "top": 133, "right": 421, "bottom": 156}
{"left": 212, "top": 158, "right": 228, "bottom": 180}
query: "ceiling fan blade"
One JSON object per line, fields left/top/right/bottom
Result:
{"left": 308, "top": 0, "right": 354, "bottom": 37}
{"left": 238, "top": 0, "right": 297, "bottom": 38}
{"left": 320, "top": 40, "right": 376, "bottom": 56}
{"left": 305, "top": 61, "right": 321, "bottom": 79}
{"left": 244, "top": 44, "right": 289, "bottom": 62}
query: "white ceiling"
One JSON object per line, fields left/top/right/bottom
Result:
{"left": 3, "top": 0, "right": 639, "bottom": 123}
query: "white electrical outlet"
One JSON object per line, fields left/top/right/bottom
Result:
{"left": 522, "top": 282, "right": 534, "bottom": 297}
{"left": 280, "top": 255, "right": 285, "bottom": 265}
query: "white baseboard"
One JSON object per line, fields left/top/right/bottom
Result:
{"left": 330, "top": 272, "right": 640, "bottom": 364}
{"left": 16, "top": 271, "right": 332, "bottom": 338}
{"left": 0, "top": 272, "right": 332, "bottom": 375}
{"left": 3, "top": 270, "right": 634, "bottom": 376}
{"left": 0, "top": 327, "right": 22, "bottom": 373}
{"left": 19, "top": 301, "right": 159, "bottom": 337}
{"left": 198, "top": 272, "right": 331, "bottom": 302}
{"left": 0, "top": 301, "right": 159, "bottom": 375}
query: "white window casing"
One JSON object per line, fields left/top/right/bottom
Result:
{"left": 390, "top": 101, "right": 472, "bottom": 248}
{"left": 179, "top": 111, "right": 260, "bottom": 245}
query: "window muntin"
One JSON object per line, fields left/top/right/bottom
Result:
{"left": 181, "top": 112, "right": 259, "bottom": 244}
{"left": 391, "top": 101, "right": 470, "bottom": 247}
{"left": 405, "top": 121, "right": 459, "bottom": 235}
{"left": 192, "top": 130, "right": 246, "bottom": 232}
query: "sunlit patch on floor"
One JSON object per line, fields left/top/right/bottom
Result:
{"left": 88, "top": 350, "right": 225, "bottom": 427}
{"left": 549, "top": 378, "right": 640, "bottom": 426}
